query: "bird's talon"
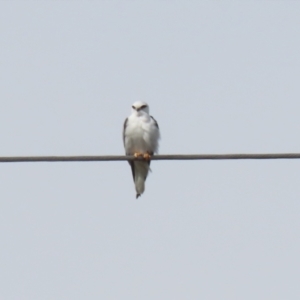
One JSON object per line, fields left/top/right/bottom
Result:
{"left": 143, "top": 153, "right": 151, "bottom": 161}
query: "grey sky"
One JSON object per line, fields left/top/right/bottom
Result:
{"left": 1, "top": 1, "right": 300, "bottom": 299}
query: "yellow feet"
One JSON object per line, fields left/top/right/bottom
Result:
{"left": 134, "top": 152, "right": 143, "bottom": 158}
{"left": 143, "top": 153, "right": 151, "bottom": 161}
{"left": 133, "top": 152, "right": 151, "bottom": 161}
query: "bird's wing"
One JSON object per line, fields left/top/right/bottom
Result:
{"left": 151, "top": 116, "right": 159, "bottom": 129}
{"left": 129, "top": 161, "right": 136, "bottom": 181}
{"left": 146, "top": 116, "right": 160, "bottom": 167}
{"left": 123, "top": 117, "right": 135, "bottom": 181}
{"left": 123, "top": 118, "right": 128, "bottom": 147}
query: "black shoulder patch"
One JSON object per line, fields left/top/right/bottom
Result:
{"left": 151, "top": 116, "right": 159, "bottom": 129}
{"left": 123, "top": 118, "right": 128, "bottom": 146}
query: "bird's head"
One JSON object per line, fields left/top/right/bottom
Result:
{"left": 131, "top": 101, "right": 150, "bottom": 115}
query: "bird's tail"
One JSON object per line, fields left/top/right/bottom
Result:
{"left": 134, "top": 161, "right": 150, "bottom": 198}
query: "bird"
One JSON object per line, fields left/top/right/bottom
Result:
{"left": 123, "top": 101, "right": 160, "bottom": 198}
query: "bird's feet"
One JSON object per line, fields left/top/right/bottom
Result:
{"left": 133, "top": 152, "right": 151, "bottom": 161}
{"left": 134, "top": 152, "right": 143, "bottom": 158}
{"left": 143, "top": 153, "right": 151, "bottom": 161}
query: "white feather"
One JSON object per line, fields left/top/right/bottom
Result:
{"left": 134, "top": 161, "right": 147, "bottom": 195}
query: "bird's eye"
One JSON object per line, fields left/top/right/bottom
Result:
{"left": 140, "top": 105, "right": 147, "bottom": 109}
{"left": 132, "top": 106, "right": 136, "bottom": 110}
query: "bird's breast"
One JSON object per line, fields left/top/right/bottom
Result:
{"left": 125, "top": 116, "right": 151, "bottom": 153}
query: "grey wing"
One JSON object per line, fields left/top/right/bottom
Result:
{"left": 123, "top": 118, "right": 128, "bottom": 147}
{"left": 123, "top": 118, "right": 135, "bottom": 181}
{"left": 148, "top": 116, "right": 160, "bottom": 168}
{"left": 151, "top": 116, "right": 159, "bottom": 129}
{"left": 129, "top": 161, "right": 135, "bottom": 181}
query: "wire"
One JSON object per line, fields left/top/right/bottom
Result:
{"left": 0, "top": 153, "right": 300, "bottom": 163}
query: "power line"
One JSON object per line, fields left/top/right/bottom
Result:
{"left": 0, "top": 153, "right": 300, "bottom": 163}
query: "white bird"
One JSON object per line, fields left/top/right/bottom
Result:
{"left": 123, "top": 101, "right": 160, "bottom": 198}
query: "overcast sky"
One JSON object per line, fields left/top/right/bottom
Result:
{"left": 1, "top": 1, "right": 300, "bottom": 299}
